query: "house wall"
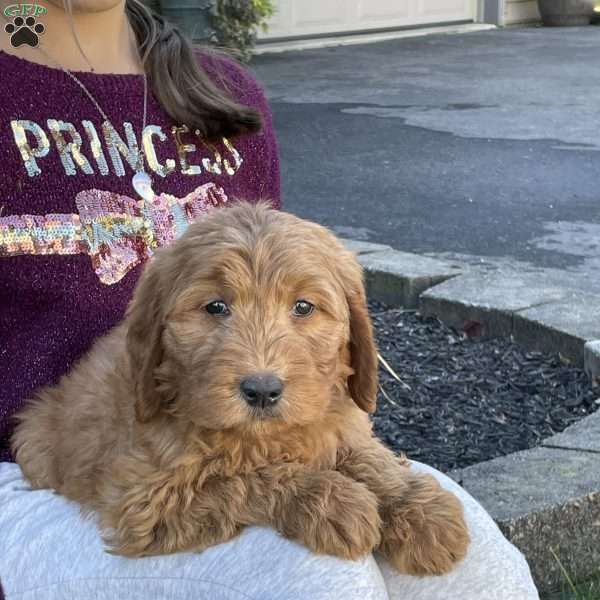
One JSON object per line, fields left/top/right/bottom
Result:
{"left": 504, "top": 0, "right": 540, "bottom": 24}
{"left": 257, "top": 0, "right": 477, "bottom": 41}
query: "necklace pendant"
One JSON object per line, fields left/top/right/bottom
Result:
{"left": 132, "top": 171, "right": 155, "bottom": 203}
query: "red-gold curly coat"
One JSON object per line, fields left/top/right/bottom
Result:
{"left": 12, "top": 200, "right": 469, "bottom": 574}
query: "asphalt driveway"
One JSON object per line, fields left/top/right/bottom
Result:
{"left": 251, "top": 27, "right": 600, "bottom": 295}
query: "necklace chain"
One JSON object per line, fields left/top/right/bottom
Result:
{"left": 34, "top": 43, "right": 149, "bottom": 172}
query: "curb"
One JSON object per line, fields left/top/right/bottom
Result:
{"left": 253, "top": 24, "right": 497, "bottom": 55}
{"left": 449, "top": 442, "right": 600, "bottom": 593}
{"left": 585, "top": 341, "right": 600, "bottom": 387}
{"left": 419, "top": 274, "right": 600, "bottom": 367}
{"left": 342, "top": 238, "right": 600, "bottom": 594}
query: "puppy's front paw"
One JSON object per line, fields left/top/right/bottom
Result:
{"left": 379, "top": 474, "right": 470, "bottom": 576}
{"left": 103, "top": 502, "right": 239, "bottom": 558}
{"left": 97, "top": 469, "right": 239, "bottom": 557}
{"left": 283, "top": 471, "right": 382, "bottom": 560}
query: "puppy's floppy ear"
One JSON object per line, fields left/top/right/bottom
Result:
{"left": 341, "top": 258, "right": 379, "bottom": 414}
{"left": 125, "top": 260, "right": 165, "bottom": 423}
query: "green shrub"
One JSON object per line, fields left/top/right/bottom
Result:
{"left": 210, "top": 0, "right": 275, "bottom": 62}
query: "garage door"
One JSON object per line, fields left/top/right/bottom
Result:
{"left": 258, "top": 0, "right": 476, "bottom": 41}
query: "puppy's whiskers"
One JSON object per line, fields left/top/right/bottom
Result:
{"left": 246, "top": 403, "right": 281, "bottom": 421}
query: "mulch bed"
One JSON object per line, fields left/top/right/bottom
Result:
{"left": 369, "top": 300, "right": 599, "bottom": 472}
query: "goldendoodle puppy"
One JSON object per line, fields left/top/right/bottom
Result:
{"left": 12, "top": 200, "right": 469, "bottom": 575}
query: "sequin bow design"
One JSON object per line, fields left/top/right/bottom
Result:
{"left": 0, "top": 183, "right": 228, "bottom": 285}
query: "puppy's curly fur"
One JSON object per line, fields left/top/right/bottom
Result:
{"left": 12, "top": 200, "right": 469, "bottom": 574}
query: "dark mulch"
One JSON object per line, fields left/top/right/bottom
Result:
{"left": 369, "top": 300, "right": 599, "bottom": 472}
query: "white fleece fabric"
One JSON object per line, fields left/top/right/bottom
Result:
{"left": 0, "top": 460, "right": 539, "bottom": 600}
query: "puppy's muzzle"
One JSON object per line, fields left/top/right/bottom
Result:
{"left": 240, "top": 374, "right": 283, "bottom": 410}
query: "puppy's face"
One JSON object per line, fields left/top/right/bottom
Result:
{"left": 126, "top": 201, "right": 378, "bottom": 432}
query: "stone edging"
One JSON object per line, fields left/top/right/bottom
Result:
{"left": 342, "top": 239, "right": 600, "bottom": 594}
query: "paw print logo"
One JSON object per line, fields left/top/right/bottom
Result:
{"left": 4, "top": 16, "right": 45, "bottom": 48}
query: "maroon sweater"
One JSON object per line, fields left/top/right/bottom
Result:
{"left": 0, "top": 48, "right": 281, "bottom": 461}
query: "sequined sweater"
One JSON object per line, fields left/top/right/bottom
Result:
{"left": 0, "top": 49, "right": 281, "bottom": 461}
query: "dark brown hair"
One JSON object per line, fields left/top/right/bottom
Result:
{"left": 125, "top": 0, "right": 263, "bottom": 141}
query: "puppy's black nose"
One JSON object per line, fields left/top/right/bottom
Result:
{"left": 240, "top": 374, "right": 283, "bottom": 409}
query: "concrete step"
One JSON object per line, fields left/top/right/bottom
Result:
{"left": 341, "top": 238, "right": 600, "bottom": 594}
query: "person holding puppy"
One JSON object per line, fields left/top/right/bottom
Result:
{"left": 0, "top": 1, "right": 539, "bottom": 599}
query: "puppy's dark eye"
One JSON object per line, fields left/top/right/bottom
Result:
{"left": 293, "top": 300, "right": 314, "bottom": 317}
{"left": 205, "top": 300, "right": 230, "bottom": 316}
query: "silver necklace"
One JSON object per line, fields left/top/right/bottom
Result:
{"left": 35, "top": 43, "right": 155, "bottom": 203}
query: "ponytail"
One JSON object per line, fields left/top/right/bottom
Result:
{"left": 125, "top": 0, "right": 263, "bottom": 141}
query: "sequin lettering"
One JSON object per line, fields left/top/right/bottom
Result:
{"left": 172, "top": 125, "right": 202, "bottom": 176}
{"left": 47, "top": 119, "right": 94, "bottom": 176}
{"left": 82, "top": 120, "right": 110, "bottom": 176}
{"left": 144, "top": 125, "right": 177, "bottom": 178}
{"left": 9, "top": 119, "right": 244, "bottom": 181}
{"left": 102, "top": 120, "right": 143, "bottom": 177}
{"left": 10, "top": 120, "right": 50, "bottom": 177}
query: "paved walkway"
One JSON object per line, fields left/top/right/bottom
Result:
{"left": 251, "top": 27, "right": 600, "bottom": 297}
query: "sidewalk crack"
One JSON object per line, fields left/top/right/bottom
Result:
{"left": 541, "top": 443, "right": 600, "bottom": 455}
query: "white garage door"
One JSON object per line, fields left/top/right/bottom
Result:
{"left": 258, "top": 0, "right": 476, "bottom": 40}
